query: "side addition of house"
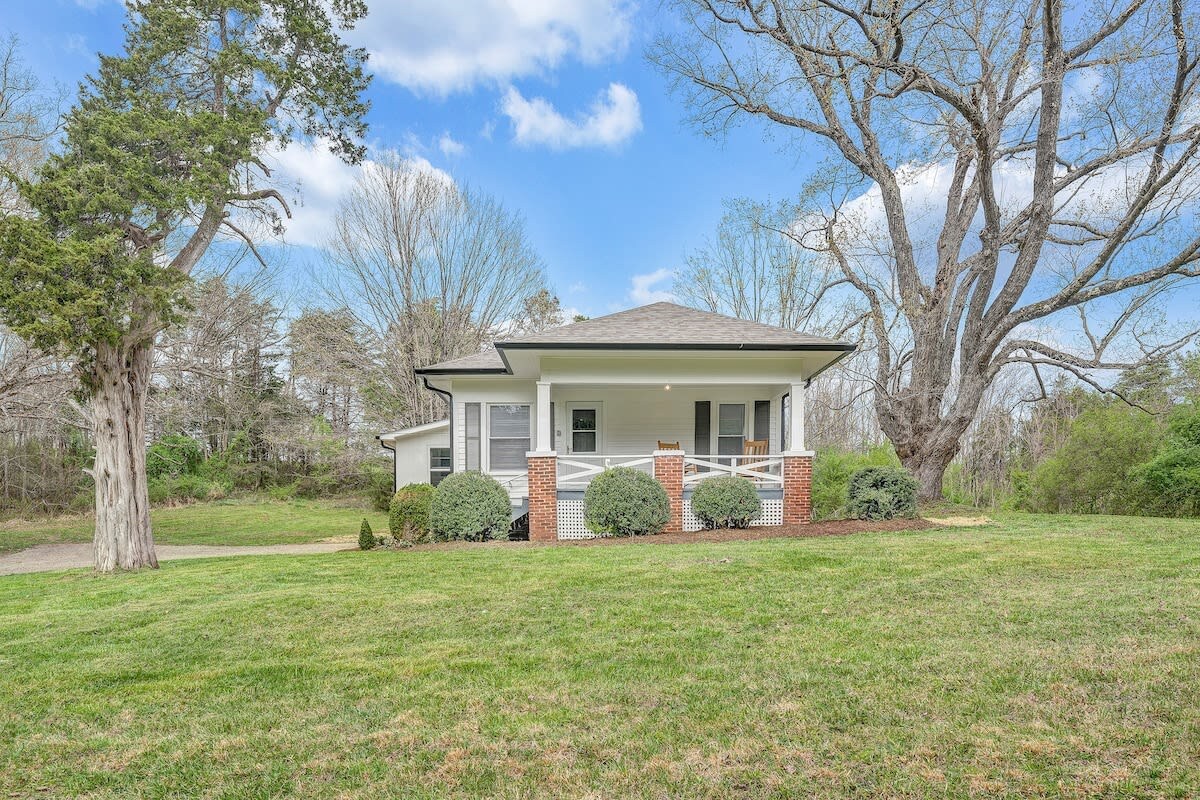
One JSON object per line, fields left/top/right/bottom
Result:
{"left": 383, "top": 302, "right": 856, "bottom": 541}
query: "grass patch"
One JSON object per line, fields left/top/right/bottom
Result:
{"left": 1, "top": 513, "right": 1198, "bottom": 797}
{"left": 0, "top": 496, "right": 385, "bottom": 553}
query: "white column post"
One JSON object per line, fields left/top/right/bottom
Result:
{"left": 788, "top": 381, "right": 806, "bottom": 454}
{"left": 535, "top": 381, "right": 553, "bottom": 453}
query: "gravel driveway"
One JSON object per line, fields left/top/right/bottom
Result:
{"left": 0, "top": 542, "right": 351, "bottom": 576}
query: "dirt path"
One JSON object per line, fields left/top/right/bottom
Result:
{"left": 0, "top": 542, "right": 352, "bottom": 576}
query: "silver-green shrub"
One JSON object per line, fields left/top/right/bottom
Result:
{"left": 689, "top": 475, "right": 761, "bottom": 528}
{"left": 583, "top": 467, "right": 670, "bottom": 536}
{"left": 429, "top": 471, "right": 512, "bottom": 541}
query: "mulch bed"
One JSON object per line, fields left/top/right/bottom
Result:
{"left": 398, "top": 517, "right": 934, "bottom": 553}
{"left": 561, "top": 517, "right": 934, "bottom": 547}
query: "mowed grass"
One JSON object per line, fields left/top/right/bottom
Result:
{"left": 2, "top": 514, "right": 1199, "bottom": 798}
{"left": 0, "top": 497, "right": 386, "bottom": 553}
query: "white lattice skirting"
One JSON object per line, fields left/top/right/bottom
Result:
{"left": 556, "top": 499, "right": 595, "bottom": 540}
{"left": 682, "top": 498, "right": 782, "bottom": 531}
{"left": 557, "top": 497, "right": 785, "bottom": 539}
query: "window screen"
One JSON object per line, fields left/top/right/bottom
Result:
{"left": 464, "top": 403, "right": 481, "bottom": 470}
{"left": 717, "top": 404, "right": 746, "bottom": 456}
{"left": 488, "top": 404, "right": 530, "bottom": 471}
{"left": 429, "top": 447, "right": 451, "bottom": 485}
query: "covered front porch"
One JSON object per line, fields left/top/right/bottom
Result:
{"left": 520, "top": 375, "right": 812, "bottom": 540}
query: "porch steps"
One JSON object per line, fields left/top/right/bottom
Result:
{"left": 510, "top": 497, "right": 529, "bottom": 521}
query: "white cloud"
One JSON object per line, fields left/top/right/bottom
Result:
{"left": 63, "top": 34, "right": 90, "bottom": 57}
{"left": 263, "top": 140, "right": 452, "bottom": 248}
{"left": 628, "top": 268, "right": 675, "bottom": 305}
{"left": 437, "top": 132, "right": 466, "bottom": 158}
{"left": 353, "top": 0, "right": 634, "bottom": 95}
{"left": 501, "top": 83, "right": 642, "bottom": 150}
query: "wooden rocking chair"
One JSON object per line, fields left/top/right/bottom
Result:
{"left": 742, "top": 439, "right": 769, "bottom": 481}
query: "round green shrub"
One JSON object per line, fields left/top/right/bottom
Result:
{"left": 429, "top": 472, "right": 511, "bottom": 542}
{"left": 358, "top": 518, "right": 376, "bottom": 550}
{"left": 389, "top": 483, "right": 435, "bottom": 542}
{"left": 846, "top": 466, "right": 919, "bottom": 520}
{"left": 689, "top": 475, "right": 761, "bottom": 528}
{"left": 583, "top": 466, "right": 670, "bottom": 537}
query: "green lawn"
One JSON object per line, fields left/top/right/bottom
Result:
{"left": 1, "top": 514, "right": 1198, "bottom": 798}
{"left": 0, "top": 496, "right": 386, "bottom": 553}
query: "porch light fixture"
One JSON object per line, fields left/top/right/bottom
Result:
{"left": 664, "top": 384, "right": 671, "bottom": 390}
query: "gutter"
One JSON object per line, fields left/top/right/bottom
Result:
{"left": 421, "top": 374, "right": 455, "bottom": 474}
{"left": 804, "top": 345, "right": 858, "bottom": 387}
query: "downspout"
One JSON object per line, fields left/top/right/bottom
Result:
{"left": 421, "top": 375, "right": 455, "bottom": 473}
{"left": 376, "top": 434, "right": 397, "bottom": 493}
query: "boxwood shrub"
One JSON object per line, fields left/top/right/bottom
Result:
{"left": 846, "top": 466, "right": 919, "bottom": 520}
{"left": 429, "top": 471, "right": 511, "bottom": 541}
{"left": 389, "top": 483, "right": 435, "bottom": 542}
{"left": 689, "top": 475, "right": 761, "bottom": 528}
{"left": 583, "top": 467, "right": 670, "bottom": 536}
{"left": 358, "top": 518, "right": 376, "bottom": 550}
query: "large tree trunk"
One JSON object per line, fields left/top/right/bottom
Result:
{"left": 91, "top": 339, "right": 156, "bottom": 572}
{"left": 876, "top": 374, "right": 984, "bottom": 504}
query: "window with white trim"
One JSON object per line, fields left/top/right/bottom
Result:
{"left": 429, "top": 447, "right": 451, "bottom": 485}
{"left": 717, "top": 403, "right": 746, "bottom": 456}
{"left": 488, "top": 404, "right": 530, "bottom": 471}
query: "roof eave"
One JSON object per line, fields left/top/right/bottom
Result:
{"left": 493, "top": 341, "right": 857, "bottom": 352}
{"left": 412, "top": 366, "right": 510, "bottom": 376}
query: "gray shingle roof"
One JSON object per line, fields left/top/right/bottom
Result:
{"left": 416, "top": 302, "right": 854, "bottom": 373}
{"left": 498, "top": 302, "right": 852, "bottom": 348}
{"left": 416, "top": 350, "right": 506, "bottom": 373}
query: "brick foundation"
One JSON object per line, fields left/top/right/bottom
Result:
{"left": 527, "top": 454, "right": 557, "bottom": 542}
{"left": 653, "top": 450, "right": 684, "bottom": 534}
{"left": 782, "top": 454, "right": 813, "bottom": 524}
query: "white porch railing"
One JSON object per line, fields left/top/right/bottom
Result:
{"left": 495, "top": 472, "right": 529, "bottom": 498}
{"left": 557, "top": 454, "right": 655, "bottom": 488}
{"left": 682, "top": 454, "right": 784, "bottom": 486}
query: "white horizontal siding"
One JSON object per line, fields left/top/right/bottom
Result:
{"left": 551, "top": 385, "right": 781, "bottom": 456}
{"left": 446, "top": 379, "right": 536, "bottom": 475}
{"left": 392, "top": 427, "right": 451, "bottom": 488}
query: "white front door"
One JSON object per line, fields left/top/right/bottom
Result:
{"left": 566, "top": 403, "right": 602, "bottom": 454}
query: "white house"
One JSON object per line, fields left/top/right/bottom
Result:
{"left": 377, "top": 419, "right": 451, "bottom": 488}
{"left": 385, "top": 302, "right": 855, "bottom": 541}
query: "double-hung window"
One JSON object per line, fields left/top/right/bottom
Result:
{"left": 488, "top": 404, "right": 530, "bottom": 471}
{"left": 429, "top": 448, "right": 451, "bottom": 485}
{"left": 717, "top": 403, "right": 746, "bottom": 456}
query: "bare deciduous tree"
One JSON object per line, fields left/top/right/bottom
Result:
{"left": 653, "top": 0, "right": 1200, "bottom": 498}
{"left": 675, "top": 198, "right": 844, "bottom": 332}
{"left": 323, "top": 154, "right": 551, "bottom": 427}
{"left": 288, "top": 307, "right": 368, "bottom": 440}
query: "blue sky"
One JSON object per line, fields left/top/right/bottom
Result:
{"left": 5, "top": 0, "right": 819, "bottom": 317}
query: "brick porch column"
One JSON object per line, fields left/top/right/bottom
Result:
{"left": 653, "top": 449, "right": 684, "bottom": 533}
{"left": 782, "top": 453, "right": 813, "bottom": 525}
{"left": 527, "top": 452, "right": 558, "bottom": 542}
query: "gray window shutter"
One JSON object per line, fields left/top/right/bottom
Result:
{"left": 694, "top": 401, "right": 711, "bottom": 455}
{"left": 780, "top": 394, "right": 791, "bottom": 451}
{"left": 465, "top": 403, "right": 481, "bottom": 470}
{"left": 754, "top": 400, "right": 771, "bottom": 441}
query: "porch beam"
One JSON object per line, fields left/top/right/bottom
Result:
{"left": 535, "top": 380, "right": 553, "bottom": 453}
